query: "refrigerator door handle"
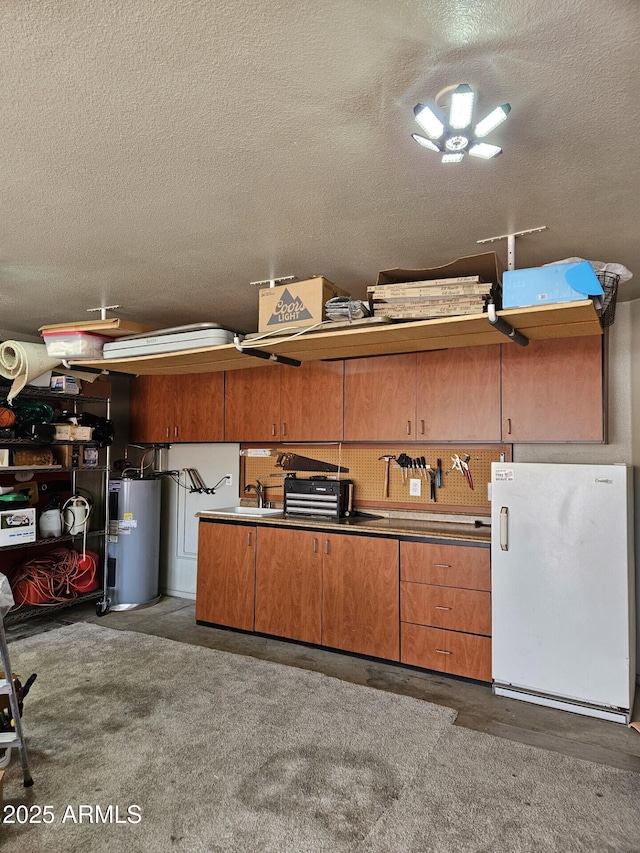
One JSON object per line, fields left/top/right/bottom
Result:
{"left": 500, "top": 506, "right": 509, "bottom": 551}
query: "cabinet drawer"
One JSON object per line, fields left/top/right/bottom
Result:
{"left": 401, "top": 582, "right": 491, "bottom": 636}
{"left": 401, "top": 623, "right": 492, "bottom": 682}
{"left": 400, "top": 541, "right": 490, "bottom": 590}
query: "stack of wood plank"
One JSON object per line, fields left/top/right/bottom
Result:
{"left": 367, "top": 275, "right": 495, "bottom": 320}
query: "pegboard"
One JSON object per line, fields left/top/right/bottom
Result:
{"left": 242, "top": 443, "right": 512, "bottom": 513}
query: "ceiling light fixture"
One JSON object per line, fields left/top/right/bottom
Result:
{"left": 412, "top": 84, "right": 510, "bottom": 163}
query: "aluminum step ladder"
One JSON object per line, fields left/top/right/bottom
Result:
{"left": 0, "top": 581, "right": 33, "bottom": 787}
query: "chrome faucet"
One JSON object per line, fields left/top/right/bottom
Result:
{"left": 244, "top": 481, "right": 265, "bottom": 508}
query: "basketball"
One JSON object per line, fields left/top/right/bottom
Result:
{"left": 0, "top": 407, "right": 16, "bottom": 427}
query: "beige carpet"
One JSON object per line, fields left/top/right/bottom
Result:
{"left": 1, "top": 623, "right": 639, "bottom": 852}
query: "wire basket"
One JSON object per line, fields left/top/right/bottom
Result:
{"left": 595, "top": 271, "right": 620, "bottom": 328}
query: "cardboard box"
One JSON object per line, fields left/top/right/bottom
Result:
{"left": 258, "top": 277, "right": 349, "bottom": 333}
{"left": 52, "top": 444, "right": 82, "bottom": 468}
{"left": 502, "top": 261, "right": 604, "bottom": 309}
{"left": 53, "top": 424, "right": 93, "bottom": 441}
{"left": 377, "top": 251, "right": 504, "bottom": 288}
{"left": 0, "top": 508, "right": 36, "bottom": 546}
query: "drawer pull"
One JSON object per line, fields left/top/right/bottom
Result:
{"left": 406, "top": 420, "right": 411, "bottom": 435}
{"left": 435, "top": 649, "right": 452, "bottom": 655}
{"left": 312, "top": 537, "right": 318, "bottom": 553}
{"left": 246, "top": 532, "right": 252, "bottom": 546}
{"left": 434, "top": 563, "right": 451, "bottom": 568}
{"left": 435, "top": 606, "right": 452, "bottom": 611}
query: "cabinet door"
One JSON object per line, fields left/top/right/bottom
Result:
{"left": 255, "top": 527, "right": 322, "bottom": 644}
{"left": 322, "top": 534, "right": 399, "bottom": 660}
{"left": 173, "top": 373, "right": 224, "bottom": 442}
{"left": 501, "top": 336, "right": 604, "bottom": 441}
{"left": 225, "top": 366, "right": 282, "bottom": 441}
{"left": 344, "top": 354, "right": 416, "bottom": 441}
{"left": 280, "top": 361, "right": 344, "bottom": 441}
{"left": 416, "top": 346, "right": 501, "bottom": 441}
{"left": 196, "top": 521, "right": 256, "bottom": 630}
{"left": 129, "top": 375, "right": 177, "bottom": 443}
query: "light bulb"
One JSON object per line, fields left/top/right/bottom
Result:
{"left": 413, "top": 103, "right": 444, "bottom": 139}
{"left": 474, "top": 104, "right": 511, "bottom": 138}
{"left": 449, "top": 84, "right": 475, "bottom": 129}
{"left": 442, "top": 153, "right": 464, "bottom": 163}
{"left": 411, "top": 134, "right": 441, "bottom": 152}
{"left": 468, "top": 142, "right": 503, "bottom": 159}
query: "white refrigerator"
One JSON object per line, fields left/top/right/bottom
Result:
{"left": 491, "top": 462, "right": 636, "bottom": 723}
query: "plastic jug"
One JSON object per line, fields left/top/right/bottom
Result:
{"left": 62, "top": 495, "right": 92, "bottom": 536}
{"left": 39, "top": 497, "right": 63, "bottom": 538}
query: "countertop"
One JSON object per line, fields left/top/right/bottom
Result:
{"left": 196, "top": 509, "right": 491, "bottom": 544}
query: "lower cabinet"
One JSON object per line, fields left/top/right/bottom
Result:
{"left": 195, "top": 521, "right": 256, "bottom": 631}
{"left": 399, "top": 540, "right": 492, "bottom": 682}
{"left": 196, "top": 521, "right": 491, "bottom": 680}
{"left": 255, "top": 527, "right": 399, "bottom": 660}
{"left": 322, "top": 534, "right": 399, "bottom": 660}
{"left": 255, "top": 527, "right": 322, "bottom": 644}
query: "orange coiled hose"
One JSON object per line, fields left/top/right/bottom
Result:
{"left": 10, "top": 548, "right": 98, "bottom": 609}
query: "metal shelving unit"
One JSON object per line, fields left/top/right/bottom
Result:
{"left": 0, "top": 384, "right": 111, "bottom": 620}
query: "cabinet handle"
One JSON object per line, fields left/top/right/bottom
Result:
{"left": 165, "top": 426, "right": 170, "bottom": 438}
{"left": 506, "top": 417, "right": 512, "bottom": 435}
{"left": 282, "top": 422, "right": 287, "bottom": 436}
{"left": 247, "top": 531, "right": 252, "bottom": 546}
{"left": 435, "top": 649, "right": 452, "bottom": 655}
{"left": 174, "top": 425, "right": 179, "bottom": 438}
{"left": 434, "top": 563, "right": 451, "bottom": 568}
{"left": 406, "top": 420, "right": 411, "bottom": 436}
{"left": 271, "top": 423, "right": 276, "bottom": 436}
{"left": 435, "top": 605, "right": 452, "bottom": 611}
{"left": 312, "top": 537, "right": 318, "bottom": 553}
{"left": 325, "top": 540, "right": 330, "bottom": 555}
{"left": 420, "top": 419, "right": 425, "bottom": 435}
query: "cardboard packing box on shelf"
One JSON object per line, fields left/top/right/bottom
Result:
{"left": 376, "top": 251, "right": 505, "bottom": 289}
{"left": 53, "top": 424, "right": 93, "bottom": 441}
{"left": 258, "top": 276, "right": 349, "bottom": 333}
{"left": 52, "top": 443, "right": 83, "bottom": 468}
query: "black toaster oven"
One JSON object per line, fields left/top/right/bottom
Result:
{"left": 284, "top": 476, "right": 353, "bottom": 519}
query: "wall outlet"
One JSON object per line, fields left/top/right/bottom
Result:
{"left": 226, "top": 474, "right": 233, "bottom": 487}
{"left": 409, "top": 478, "right": 421, "bottom": 497}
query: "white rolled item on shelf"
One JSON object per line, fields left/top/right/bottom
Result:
{"left": 0, "top": 341, "right": 61, "bottom": 403}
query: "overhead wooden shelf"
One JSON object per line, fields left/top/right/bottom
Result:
{"left": 70, "top": 300, "right": 603, "bottom": 376}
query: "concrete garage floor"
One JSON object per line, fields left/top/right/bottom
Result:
{"left": 7, "top": 595, "right": 640, "bottom": 773}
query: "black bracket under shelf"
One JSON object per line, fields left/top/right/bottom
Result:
{"left": 486, "top": 302, "right": 529, "bottom": 347}
{"left": 233, "top": 335, "right": 301, "bottom": 367}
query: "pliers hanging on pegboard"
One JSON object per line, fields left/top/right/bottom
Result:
{"left": 451, "top": 453, "right": 474, "bottom": 490}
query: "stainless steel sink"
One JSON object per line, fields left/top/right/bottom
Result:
{"left": 205, "top": 506, "right": 284, "bottom": 518}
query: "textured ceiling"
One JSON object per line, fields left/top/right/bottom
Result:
{"left": 1, "top": 0, "right": 638, "bottom": 337}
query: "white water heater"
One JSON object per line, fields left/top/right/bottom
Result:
{"left": 107, "top": 477, "right": 161, "bottom": 611}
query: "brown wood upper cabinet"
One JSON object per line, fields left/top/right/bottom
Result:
{"left": 344, "top": 347, "right": 501, "bottom": 441}
{"left": 129, "top": 373, "right": 225, "bottom": 443}
{"left": 501, "top": 336, "right": 605, "bottom": 442}
{"left": 225, "top": 361, "right": 344, "bottom": 442}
